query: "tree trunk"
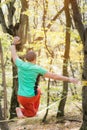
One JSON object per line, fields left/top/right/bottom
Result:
{"left": 80, "top": 28, "right": 87, "bottom": 130}
{"left": 0, "top": 104, "right": 9, "bottom": 130}
{"left": 42, "top": 79, "right": 50, "bottom": 122}
{"left": 70, "top": 0, "right": 85, "bottom": 42}
{"left": 9, "top": 65, "right": 19, "bottom": 119}
{"left": 57, "top": 0, "right": 71, "bottom": 117}
{"left": 0, "top": 40, "right": 7, "bottom": 119}
{"left": 70, "top": 0, "right": 87, "bottom": 129}
{"left": 42, "top": 0, "right": 51, "bottom": 121}
{"left": 0, "top": 40, "right": 9, "bottom": 130}
{"left": 17, "top": 0, "right": 29, "bottom": 48}
{"left": 9, "top": 0, "right": 29, "bottom": 118}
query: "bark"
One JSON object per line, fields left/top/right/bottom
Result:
{"left": 17, "top": 0, "right": 29, "bottom": 48}
{"left": 42, "top": 79, "right": 50, "bottom": 122}
{"left": 70, "top": 0, "right": 85, "bottom": 43}
{"left": 80, "top": 28, "right": 87, "bottom": 130}
{"left": 0, "top": 2, "right": 8, "bottom": 33}
{"left": 9, "top": 0, "right": 29, "bottom": 118}
{"left": 0, "top": 104, "right": 9, "bottom": 130}
{"left": 9, "top": 65, "right": 19, "bottom": 119}
{"left": 42, "top": 0, "right": 50, "bottom": 121}
{"left": 7, "top": 0, "right": 16, "bottom": 27}
{"left": 0, "top": 41, "right": 7, "bottom": 119}
{"left": 70, "top": 0, "right": 87, "bottom": 129}
{"left": 57, "top": 0, "right": 71, "bottom": 117}
{"left": 0, "top": 40, "right": 9, "bottom": 130}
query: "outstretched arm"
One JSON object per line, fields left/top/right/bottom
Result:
{"left": 10, "top": 36, "right": 21, "bottom": 63}
{"left": 44, "top": 72, "right": 78, "bottom": 84}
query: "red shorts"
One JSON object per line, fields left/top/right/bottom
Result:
{"left": 17, "top": 88, "right": 41, "bottom": 117}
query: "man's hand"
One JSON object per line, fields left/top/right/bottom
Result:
{"left": 12, "top": 36, "right": 21, "bottom": 45}
{"left": 69, "top": 77, "right": 79, "bottom": 84}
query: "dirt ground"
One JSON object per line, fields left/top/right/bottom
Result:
{"left": 9, "top": 113, "right": 82, "bottom": 130}
{"left": 8, "top": 96, "right": 82, "bottom": 130}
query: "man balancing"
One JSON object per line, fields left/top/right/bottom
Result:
{"left": 10, "top": 36, "right": 78, "bottom": 118}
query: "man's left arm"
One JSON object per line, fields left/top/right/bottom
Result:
{"left": 10, "top": 36, "right": 21, "bottom": 63}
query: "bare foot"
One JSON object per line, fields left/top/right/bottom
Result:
{"left": 16, "top": 107, "right": 25, "bottom": 118}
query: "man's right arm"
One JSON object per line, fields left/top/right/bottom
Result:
{"left": 44, "top": 72, "right": 78, "bottom": 84}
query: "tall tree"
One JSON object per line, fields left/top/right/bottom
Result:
{"left": 69, "top": 0, "right": 87, "bottom": 129}
{"left": 0, "top": 40, "right": 7, "bottom": 119}
{"left": 0, "top": 40, "right": 9, "bottom": 130}
{"left": 57, "top": 0, "right": 72, "bottom": 117}
{"left": 10, "top": 0, "right": 29, "bottom": 118}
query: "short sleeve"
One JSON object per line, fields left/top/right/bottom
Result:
{"left": 37, "top": 66, "right": 48, "bottom": 76}
{"left": 15, "top": 58, "right": 24, "bottom": 67}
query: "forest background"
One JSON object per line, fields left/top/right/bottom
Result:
{"left": 0, "top": 0, "right": 87, "bottom": 130}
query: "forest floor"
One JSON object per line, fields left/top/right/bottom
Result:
{"left": 9, "top": 111, "right": 82, "bottom": 130}
{"left": 8, "top": 92, "right": 82, "bottom": 130}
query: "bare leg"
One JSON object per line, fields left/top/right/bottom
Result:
{"left": 16, "top": 107, "right": 25, "bottom": 118}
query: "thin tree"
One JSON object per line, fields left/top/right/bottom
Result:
{"left": 57, "top": 0, "right": 72, "bottom": 117}
{"left": 42, "top": 0, "right": 51, "bottom": 122}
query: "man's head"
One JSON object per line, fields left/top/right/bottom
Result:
{"left": 25, "top": 50, "right": 36, "bottom": 63}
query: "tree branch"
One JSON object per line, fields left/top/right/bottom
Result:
{"left": 47, "top": 7, "right": 64, "bottom": 29}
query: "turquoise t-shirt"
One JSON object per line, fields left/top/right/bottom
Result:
{"left": 15, "top": 58, "right": 48, "bottom": 97}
